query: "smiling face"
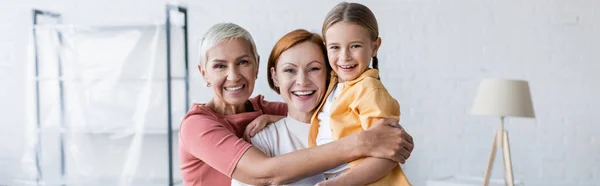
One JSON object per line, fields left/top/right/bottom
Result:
{"left": 325, "top": 22, "right": 381, "bottom": 82}
{"left": 200, "top": 38, "right": 258, "bottom": 107}
{"left": 271, "top": 41, "right": 328, "bottom": 118}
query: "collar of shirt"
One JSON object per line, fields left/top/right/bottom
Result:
{"left": 330, "top": 68, "right": 380, "bottom": 87}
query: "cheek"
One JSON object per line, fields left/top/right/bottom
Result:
{"left": 208, "top": 71, "right": 229, "bottom": 88}
{"left": 357, "top": 50, "right": 372, "bottom": 65}
{"left": 204, "top": 70, "right": 217, "bottom": 83}
{"left": 328, "top": 56, "right": 337, "bottom": 67}
{"left": 278, "top": 75, "right": 294, "bottom": 90}
{"left": 327, "top": 52, "right": 336, "bottom": 62}
{"left": 312, "top": 73, "right": 327, "bottom": 91}
{"left": 242, "top": 67, "right": 257, "bottom": 81}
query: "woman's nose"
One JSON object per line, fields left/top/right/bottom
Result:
{"left": 226, "top": 67, "right": 241, "bottom": 81}
{"left": 295, "top": 71, "right": 309, "bottom": 86}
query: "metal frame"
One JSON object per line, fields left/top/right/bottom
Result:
{"left": 32, "top": 9, "right": 64, "bottom": 185}
{"left": 32, "top": 5, "right": 189, "bottom": 185}
{"left": 166, "top": 4, "right": 189, "bottom": 186}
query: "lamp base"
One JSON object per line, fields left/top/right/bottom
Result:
{"left": 483, "top": 128, "right": 514, "bottom": 186}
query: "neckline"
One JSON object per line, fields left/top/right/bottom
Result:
{"left": 285, "top": 116, "right": 310, "bottom": 125}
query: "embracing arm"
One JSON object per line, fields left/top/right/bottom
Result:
{"left": 232, "top": 132, "right": 363, "bottom": 185}
{"left": 233, "top": 119, "right": 411, "bottom": 185}
{"left": 181, "top": 113, "right": 410, "bottom": 186}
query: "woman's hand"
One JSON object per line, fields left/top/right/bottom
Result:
{"left": 359, "top": 118, "right": 414, "bottom": 164}
{"left": 244, "top": 114, "right": 285, "bottom": 141}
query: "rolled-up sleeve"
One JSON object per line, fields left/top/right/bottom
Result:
{"left": 353, "top": 88, "right": 401, "bottom": 130}
{"left": 179, "top": 115, "right": 253, "bottom": 176}
{"left": 257, "top": 95, "right": 288, "bottom": 116}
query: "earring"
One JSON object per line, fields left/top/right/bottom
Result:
{"left": 206, "top": 83, "right": 211, "bottom": 87}
{"left": 256, "top": 75, "right": 258, "bottom": 79}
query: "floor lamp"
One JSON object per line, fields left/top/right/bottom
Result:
{"left": 471, "top": 79, "right": 535, "bottom": 186}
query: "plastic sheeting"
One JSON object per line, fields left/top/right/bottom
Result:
{"left": 3, "top": 24, "right": 187, "bottom": 186}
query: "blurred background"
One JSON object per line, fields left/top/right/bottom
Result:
{"left": 0, "top": 0, "right": 598, "bottom": 185}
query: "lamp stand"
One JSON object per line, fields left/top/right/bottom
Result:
{"left": 483, "top": 116, "right": 514, "bottom": 186}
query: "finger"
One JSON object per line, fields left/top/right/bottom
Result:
{"left": 387, "top": 147, "right": 404, "bottom": 163}
{"left": 243, "top": 130, "right": 251, "bottom": 142}
{"left": 380, "top": 121, "right": 399, "bottom": 129}
{"left": 397, "top": 150, "right": 409, "bottom": 164}
{"left": 403, "top": 132, "right": 414, "bottom": 144}
{"left": 245, "top": 123, "right": 252, "bottom": 133}
{"left": 250, "top": 127, "right": 258, "bottom": 137}
{"left": 399, "top": 129, "right": 413, "bottom": 144}
{"left": 402, "top": 145, "right": 412, "bottom": 160}
{"left": 396, "top": 155, "right": 406, "bottom": 164}
{"left": 246, "top": 124, "right": 256, "bottom": 139}
{"left": 384, "top": 118, "right": 400, "bottom": 126}
{"left": 374, "top": 118, "right": 396, "bottom": 128}
{"left": 244, "top": 123, "right": 254, "bottom": 137}
{"left": 399, "top": 159, "right": 406, "bottom": 164}
{"left": 404, "top": 141, "right": 414, "bottom": 153}
{"left": 401, "top": 144, "right": 411, "bottom": 159}
{"left": 244, "top": 133, "right": 250, "bottom": 141}
{"left": 251, "top": 123, "right": 262, "bottom": 137}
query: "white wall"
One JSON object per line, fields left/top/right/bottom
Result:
{"left": 1, "top": 0, "right": 599, "bottom": 185}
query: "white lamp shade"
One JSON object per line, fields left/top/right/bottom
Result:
{"left": 471, "top": 78, "right": 535, "bottom": 118}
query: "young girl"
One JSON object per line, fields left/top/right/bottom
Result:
{"left": 309, "top": 2, "right": 412, "bottom": 186}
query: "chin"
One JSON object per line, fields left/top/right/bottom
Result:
{"left": 293, "top": 103, "right": 318, "bottom": 113}
{"left": 224, "top": 94, "right": 251, "bottom": 105}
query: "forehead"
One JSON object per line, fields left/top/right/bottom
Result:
{"left": 325, "top": 22, "right": 371, "bottom": 42}
{"left": 206, "top": 38, "right": 254, "bottom": 60}
{"left": 277, "top": 41, "right": 326, "bottom": 66}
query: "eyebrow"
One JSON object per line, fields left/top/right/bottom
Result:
{"left": 281, "top": 62, "right": 298, "bottom": 67}
{"left": 211, "top": 59, "right": 227, "bottom": 63}
{"left": 236, "top": 54, "right": 251, "bottom": 61}
{"left": 281, "top": 61, "right": 324, "bottom": 68}
{"left": 211, "top": 54, "right": 251, "bottom": 63}
{"left": 307, "top": 61, "right": 324, "bottom": 66}
{"left": 327, "top": 41, "right": 365, "bottom": 46}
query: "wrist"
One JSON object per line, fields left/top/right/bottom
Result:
{"left": 268, "top": 115, "right": 284, "bottom": 122}
{"left": 354, "top": 131, "right": 370, "bottom": 158}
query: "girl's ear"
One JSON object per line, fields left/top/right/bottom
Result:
{"left": 372, "top": 37, "right": 382, "bottom": 57}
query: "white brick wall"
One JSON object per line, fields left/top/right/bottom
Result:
{"left": 1, "top": 0, "right": 599, "bottom": 185}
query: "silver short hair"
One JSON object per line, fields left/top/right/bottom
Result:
{"left": 198, "top": 23, "right": 259, "bottom": 70}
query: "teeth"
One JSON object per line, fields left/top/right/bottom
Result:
{"left": 339, "top": 65, "right": 356, "bottom": 69}
{"left": 225, "top": 85, "right": 243, "bottom": 91}
{"left": 293, "top": 91, "right": 315, "bottom": 96}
